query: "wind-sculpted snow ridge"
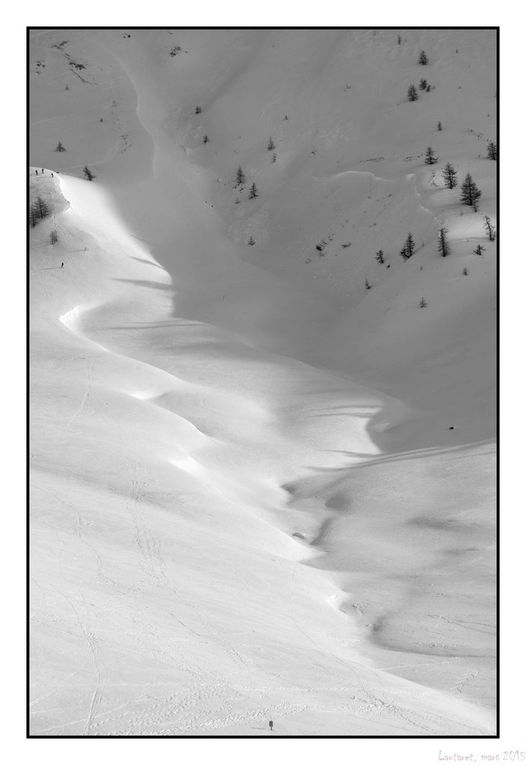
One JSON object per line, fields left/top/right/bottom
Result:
{"left": 29, "top": 28, "right": 496, "bottom": 735}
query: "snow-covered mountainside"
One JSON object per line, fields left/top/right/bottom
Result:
{"left": 29, "top": 29, "right": 497, "bottom": 735}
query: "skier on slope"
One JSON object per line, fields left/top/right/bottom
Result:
{"left": 269, "top": 719, "right": 273, "bottom": 732}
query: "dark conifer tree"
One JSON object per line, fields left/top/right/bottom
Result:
{"left": 400, "top": 232, "right": 415, "bottom": 260}
{"left": 419, "top": 296, "right": 428, "bottom": 308}
{"left": 55, "top": 141, "right": 66, "bottom": 152}
{"left": 438, "top": 227, "right": 450, "bottom": 257}
{"left": 474, "top": 244, "right": 485, "bottom": 256}
{"left": 34, "top": 196, "right": 50, "bottom": 219}
{"left": 487, "top": 141, "right": 497, "bottom": 160}
{"left": 418, "top": 50, "right": 429, "bottom": 65}
{"left": 484, "top": 216, "right": 496, "bottom": 241}
{"left": 442, "top": 162, "right": 458, "bottom": 189}
{"left": 195, "top": 105, "right": 202, "bottom": 114}
{"left": 425, "top": 147, "right": 438, "bottom": 165}
{"left": 365, "top": 279, "right": 372, "bottom": 290}
{"left": 247, "top": 235, "right": 255, "bottom": 246}
{"left": 29, "top": 205, "right": 38, "bottom": 227}
{"left": 267, "top": 138, "right": 275, "bottom": 151}
{"left": 30, "top": 196, "right": 51, "bottom": 226}
{"left": 375, "top": 249, "right": 385, "bottom": 264}
{"left": 235, "top": 166, "right": 246, "bottom": 187}
{"left": 460, "top": 173, "right": 481, "bottom": 209}
{"left": 407, "top": 84, "right": 418, "bottom": 102}
{"left": 248, "top": 182, "right": 258, "bottom": 199}
{"left": 202, "top": 135, "right": 209, "bottom": 144}
{"left": 419, "top": 78, "right": 428, "bottom": 90}
{"left": 437, "top": 121, "right": 443, "bottom": 131}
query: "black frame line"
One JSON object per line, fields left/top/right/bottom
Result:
{"left": 26, "top": 25, "right": 500, "bottom": 740}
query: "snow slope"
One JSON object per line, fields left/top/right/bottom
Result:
{"left": 29, "top": 29, "right": 496, "bottom": 735}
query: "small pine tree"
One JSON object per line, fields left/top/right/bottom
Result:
{"left": 419, "top": 297, "right": 428, "bottom": 308}
{"left": 202, "top": 135, "right": 209, "bottom": 144}
{"left": 442, "top": 162, "right": 458, "bottom": 189}
{"left": 425, "top": 146, "right": 438, "bottom": 165}
{"left": 437, "top": 121, "right": 443, "bottom": 131}
{"left": 29, "top": 205, "right": 38, "bottom": 228}
{"left": 418, "top": 50, "right": 429, "bottom": 65}
{"left": 30, "top": 196, "right": 51, "bottom": 226}
{"left": 34, "top": 196, "right": 50, "bottom": 219}
{"left": 271, "top": 152, "right": 277, "bottom": 164}
{"left": 267, "top": 137, "right": 275, "bottom": 151}
{"left": 462, "top": 267, "right": 469, "bottom": 276}
{"left": 195, "top": 105, "right": 202, "bottom": 114}
{"left": 438, "top": 227, "right": 450, "bottom": 257}
{"left": 474, "top": 244, "right": 485, "bottom": 256}
{"left": 487, "top": 141, "right": 497, "bottom": 160}
{"left": 55, "top": 141, "right": 66, "bottom": 152}
{"left": 460, "top": 173, "right": 481, "bottom": 209}
{"left": 83, "top": 166, "right": 95, "bottom": 181}
{"left": 247, "top": 235, "right": 255, "bottom": 246}
{"left": 248, "top": 182, "right": 258, "bottom": 199}
{"left": 235, "top": 166, "right": 246, "bottom": 187}
{"left": 419, "top": 78, "right": 428, "bottom": 91}
{"left": 484, "top": 215, "right": 496, "bottom": 241}
{"left": 426, "top": 84, "right": 431, "bottom": 92}
{"left": 50, "top": 230, "right": 59, "bottom": 245}
{"left": 407, "top": 84, "right": 418, "bottom": 102}
{"left": 375, "top": 249, "right": 385, "bottom": 264}
{"left": 365, "top": 279, "right": 372, "bottom": 290}
{"left": 400, "top": 232, "right": 415, "bottom": 260}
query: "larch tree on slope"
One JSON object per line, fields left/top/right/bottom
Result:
{"left": 400, "top": 232, "right": 416, "bottom": 260}
{"left": 425, "top": 147, "right": 438, "bottom": 165}
{"left": 484, "top": 216, "right": 496, "bottom": 241}
{"left": 460, "top": 173, "right": 481, "bottom": 210}
{"left": 30, "top": 196, "right": 51, "bottom": 227}
{"left": 438, "top": 227, "right": 450, "bottom": 257}
{"left": 418, "top": 50, "right": 429, "bottom": 65}
{"left": 442, "top": 162, "right": 458, "bottom": 189}
{"left": 407, "top": 84, "right": 418, "bottom": 102}
{"left": 235, "top": 166, "right": 246, "bottom": 188}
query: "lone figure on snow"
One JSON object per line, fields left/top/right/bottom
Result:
{"left": 61, "top": 262, "right": 64, "bottom": 268}
{"left": 269, "top": 720, "right": 273, "bottom": 732}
